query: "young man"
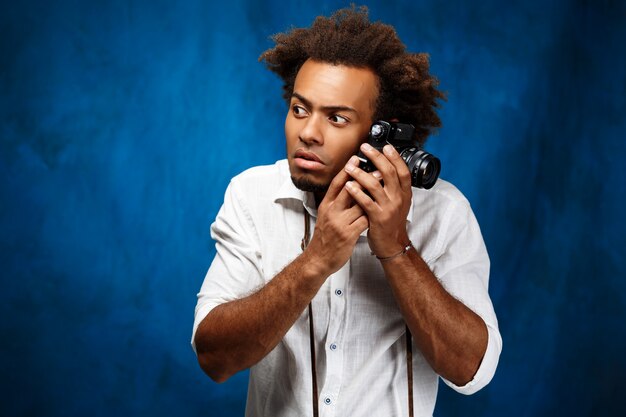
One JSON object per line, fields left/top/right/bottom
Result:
{"left": 192, "top": 7, "right": 501, "bottom": 416}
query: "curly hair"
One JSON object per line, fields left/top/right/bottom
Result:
{"left": 259, "top": 5, "right": 445, "bottom": 145}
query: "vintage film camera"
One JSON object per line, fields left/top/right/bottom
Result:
{"left": 357, "top": 120, "right": 441, "bottom": 189}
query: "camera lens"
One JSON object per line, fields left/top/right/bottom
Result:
{"left": 416, "top": 155, "right": 440, "bottom": 189}
{"left": 422, "top": 161, "right": 435, "bottom": 182}
{"left": 403, "top": 149, "right": 441, "bottom": 189}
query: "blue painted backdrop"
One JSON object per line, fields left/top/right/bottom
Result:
{"left": 2, "top": 0, "right": 625, "bottom": 416}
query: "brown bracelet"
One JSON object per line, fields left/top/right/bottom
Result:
{"left": 374, "top": 241, "right": 413, "bottom": 261}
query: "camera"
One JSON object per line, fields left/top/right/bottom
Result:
{"left": 357, "top": 120, "right": 441, "bottom": 189}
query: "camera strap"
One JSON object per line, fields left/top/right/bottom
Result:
{"left": 301, "top": 209, "right": 414, "bottom": 417}
{"left": 406, "top": 325, "right": 414, "bottom": 417}
{"left": 301, "top": 209, "right": 319, "bottom": 417}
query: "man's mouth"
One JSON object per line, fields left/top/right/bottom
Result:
{"left": 295, "top": 150, "right": 323, "bottom": 163}
{"left": 294, "top": 149, "right": 325, "bottom": 170}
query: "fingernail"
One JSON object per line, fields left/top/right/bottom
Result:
{"left": 345, "top": 164, "right": 355, "bottom": 172}
{"left": 383, "top": 145, "right": 394, "bottom": 155}
{"left": 345, "top": 181, "right": 355, "bottom": 190}
{"left": 361, "top": 143, "right": 373, "bottom": 151}
{"left": 348, "top": 155, "right": 359, "bottom": 165}
{"left": 372, "top": 171, "right": 383, "bottom": 179}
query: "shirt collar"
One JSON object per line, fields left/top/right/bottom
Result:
{"left": 273, "top": 160, "right": 318, "bottom": 217}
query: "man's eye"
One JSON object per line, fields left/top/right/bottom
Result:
{"left": 292, "top": 105, "right": 308, "bottom": 117}
{"left": 329, "top": 114, "right": 349, "bottom": 124}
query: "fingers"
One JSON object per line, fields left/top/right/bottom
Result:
{"left": 359, "top": 143, "right": 412, "bottom": 193}
{"left": 333, "top": 180, "right": 369, "bottom": 230}
{"left": 345, "top": 164, "right": 387, "bottom": 206}
{"left": 383, "top": 145, "right": 412, "bottom": 191}
{"left": 330, "top": 156, "right": 361, "bottom": 208}
{"left": 344, "top": 200, "right": 366, "bottom": 223}
{"left": 345, "top": 180, "right": 379, "bottom": 215}
{"left": 324, "top": 160, "right": 354, "bottom": 202}
{"left": 351, "top": 214, "right": 369, "bottom": 235}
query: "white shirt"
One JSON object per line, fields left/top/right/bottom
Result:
{"left": 193, "top": 159, "right": 501, "bottom": 417}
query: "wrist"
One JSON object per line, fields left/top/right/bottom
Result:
{"left": 299, "top": 248, "right": 332, "bottom": 281}
{"left": 368, "top": 229, "right": 410, "bottom": 259}
{"left": 373, "top": 241, "right": 413, "bottom": 262}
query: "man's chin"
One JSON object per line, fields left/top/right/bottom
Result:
{"left": 291, "top": 176, "right": 330, "bottom": 194}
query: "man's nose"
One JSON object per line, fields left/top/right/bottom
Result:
{"left": 299, "top": 115, "right": 324, "bottom": 145}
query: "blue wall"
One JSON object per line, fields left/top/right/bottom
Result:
{"left": 2, "top": 0, "right": 625, "bottom": 416}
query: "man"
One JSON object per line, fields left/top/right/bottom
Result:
{"left": 192, "top": 7, "right": 501, "bottom": 416}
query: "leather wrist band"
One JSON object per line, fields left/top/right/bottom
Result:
{"left": 375, "top": 241, "right": 413, "bottom": 261}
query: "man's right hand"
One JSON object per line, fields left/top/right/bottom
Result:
{"left": 305, "top": 156, "right": 370, "bottom": 276}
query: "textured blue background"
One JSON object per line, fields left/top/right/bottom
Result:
{"left": 2, "top": 0, "right": 625, "bottom": 416}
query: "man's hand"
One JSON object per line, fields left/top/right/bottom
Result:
{"left": 344, "top": 144, "right": 412, "bottom": 258}
{"left": 305, "top": 166, "right": 369, "bottom": 276}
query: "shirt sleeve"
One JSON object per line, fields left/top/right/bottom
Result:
{"left": 191, "top": 179, "right": 265, "bottom": 353}
{"left": 430, "top": 199, "right": 502, "bottom": 395}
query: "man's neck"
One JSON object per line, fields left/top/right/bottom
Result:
{"left": 314, "top": 192, "right": 325, "bottom": 208}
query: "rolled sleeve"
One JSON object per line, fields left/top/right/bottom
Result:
{"left": 442, "top": 323, "right": 502, "bottom": 394}
{"left": 431, "top": 198, "right": 502, "bottom": 394}
{"left": 191, "top": 179, "right": 265, "bottom": 352}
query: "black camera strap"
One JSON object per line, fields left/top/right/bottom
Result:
{"left": 406, "top": 325, "right": 414, "bottom": 417}
{"left": 301, "top": 209, "right": 319, "bottom": 417}
{"left": 301, "top": 209, "right": 414, "bottom": 417}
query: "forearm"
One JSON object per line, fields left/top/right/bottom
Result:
{"left": 195, "top": 250, "right": 328, "bottom": 383}
{"left": 382, "top": 248, "right": 488, "bottom": 386}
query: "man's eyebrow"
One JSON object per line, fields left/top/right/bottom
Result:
{"left": 291, "top": 92, "right": 357, "bottom": 113}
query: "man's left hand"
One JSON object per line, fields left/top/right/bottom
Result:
{"left": 344, "top": 143, "right": 413, "bottom": 258}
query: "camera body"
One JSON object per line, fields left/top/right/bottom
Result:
{"left": 357, "top": 120, "right": 441, "bottom": 189}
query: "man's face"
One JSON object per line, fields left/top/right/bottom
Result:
{"left": 285, "top": 59, "right": 378, "bottom": 197}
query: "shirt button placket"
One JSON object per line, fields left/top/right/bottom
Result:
{"left": 324, "top": 265, "right": 347, "bottom": 417}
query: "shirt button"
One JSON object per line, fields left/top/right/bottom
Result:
{"left": 335, "top": 289, "right": 343, "bottom": 296}
{"left": 324, "top": 397, "right": 332, "bottom": 405}
{"left": 330, "top": 343, "right": 337, "bottom": 351}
